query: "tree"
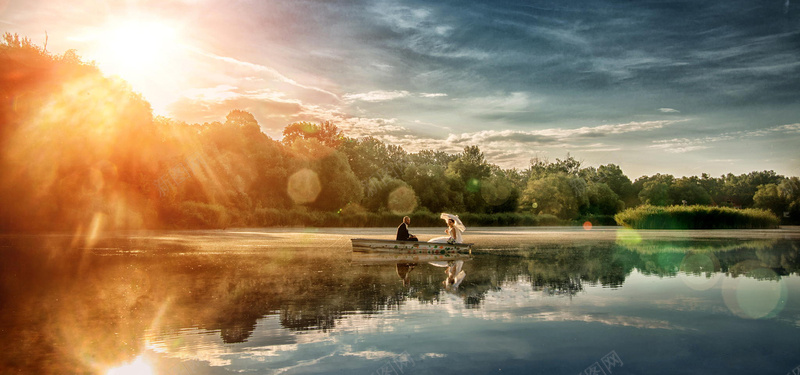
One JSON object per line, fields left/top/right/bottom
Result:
{"left": 783, "top": 177, "right": 800, "bottom": 224}
{"left": 282, "top": 121, "right": 344, "bottom": 148}
{"left": 288, "top": 139, "right": 363, "bottom": 211}
{"left": 480, "top": 168, "right": 521, "bottom": 213}
{"left": 720, "top": 171, "right": 784, "bottom": 208}
{"left": 402, "top": 163, "right": 462, "bottom": 213}
{"left": 446, "top": 146, "right": 491, "bottom": 212}
{"left": 639, "top": 181, "right": 670, "bottom": 206}
{"left": 522, "top": 174, "right": 585, "bottom": 219}
{"left": 669, "top": 178, "right": 712, "bottom": 206}
{"left": 754, "top": 184, "right": 787, "bottom": 218}
{"left": 225, "top": 110, "right": 261, "bottom": 135}
{"left": 596, "top": 164, "right": 635, "bottom": 207}
{"left": 0, "top": 36, "right": 162, "bottom": 231}
{"left": 585, "top": 182, "right": 623, "bottom": 216}
{"left": 362, "top": 175, "right": 416, "bottom": 213}
{"left": 529, "top": 154, "right": 582, "bottom": 179}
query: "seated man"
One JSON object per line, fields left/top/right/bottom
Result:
{"left": 396, "top": 216, "right": 418, "bottom": 241}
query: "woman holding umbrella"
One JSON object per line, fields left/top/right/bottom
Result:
{"left": 428, "top": 213, "right": 465, "bottom": 244}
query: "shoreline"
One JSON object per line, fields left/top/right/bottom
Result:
{"left": 4, "top": 226, "right": 799, "bottom": 253}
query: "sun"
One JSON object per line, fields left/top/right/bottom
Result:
{"left": 95, "top": 19, "right": 178, "bottom": 77}
{"left": 85, "top": 16, "right": 187, "bottom": 114}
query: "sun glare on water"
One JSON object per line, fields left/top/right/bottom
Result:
{"left": 106, "top": 356, "right": 154, "bottom": 375}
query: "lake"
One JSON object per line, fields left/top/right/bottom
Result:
{"left": 1, "top": 227, "right": 799, "bottom": 375}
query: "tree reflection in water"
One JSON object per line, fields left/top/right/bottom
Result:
{"left": 0, "top": 235, "right": 798, "bottom": 374}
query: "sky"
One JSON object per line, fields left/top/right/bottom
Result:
{"left": 2, "top": 0, "right": 799, "bottom": 178}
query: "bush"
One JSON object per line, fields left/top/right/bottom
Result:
{"left": 246, "top": 209, "right": 564, "bottom": 228}
{"left": 614, "top": 205, "right": 780, "bottom": 229}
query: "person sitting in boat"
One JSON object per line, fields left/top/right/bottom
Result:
{"left": 396, "top": 216, "right": 418, "bottom": 241}
{"left": 428, "top": 213, "right": 465, "bottom": 244}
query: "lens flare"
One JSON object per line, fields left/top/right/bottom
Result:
{"left": 480, "top": 179, "right": 510, "bottom": 206}
{"left": 678, "top": 252, "right": 722, "bottom": 291}
{"left": 722, "top": 266, "right": 787, "bottom": 319}
{"left": 387, "top": 186, "right": 417, "bottom": 215}
{"left": 616, "top": 228, "right": 642, "bottom": 245}
{"left": 466, "top": 178, "right": 480, "bottom": 193}
{"left": 287, "top": 168, "right": 321, "bottom": 204}
{"left": 107, "top": 356, "right": 153, "bottom": 375}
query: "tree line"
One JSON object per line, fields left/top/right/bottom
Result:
{"left": 1, "top": 33, "right": 797, "bottom": 231}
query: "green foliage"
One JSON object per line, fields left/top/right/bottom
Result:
{"left": 585, "top": 182, "right": 623, "bottom": 216}
{"left": 1, "top": 35, "right": 797, "bottom": 231}
{"left": 717, "top": 170, "right": 784, "bottom": 207}
{"left": 669, "top": 177, "right": 712, "bottom": 206}
{"left": 529, "top": 154, "right": 582, "bottom": 179}
{"left": 522, "top": 173, "right": 586, "bottom": 219}
{"left": 284, "top": 138, "right": 363, "bottom": 212}
{"left": 446, "top": 146, "right": 491, "bottom": 212}
{"left": 402, "top": 163, "right": 461, "bottom": 213}
{"left": 615, "top": 205, "right": 780, "bottom": 229}
{"left": 362, "top": 175, "right": 412, "bottom": 212}
{"left": 780, "top": 177, "right": 800, "bottom": 224}
{"left": 596, "top": 164, "right": 636, "bottom": 206}
{"left": 480, "top": 169, "right": 521, "bottom": 213}
{"left": 754, "top": 183, "right": 787, "bottom": 218}
{"left": 282, "top": 121, "right": 343, "bottom": 148}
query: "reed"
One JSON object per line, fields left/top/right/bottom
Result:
{"left": 614, "top": 205, "right": 779, "bottom": 229}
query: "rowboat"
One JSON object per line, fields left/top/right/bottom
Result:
{"left": 350, "top": 238, "right": 472, "bottom": 254}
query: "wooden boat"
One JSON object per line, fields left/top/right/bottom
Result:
{"left": 350, "top": 238, "right": 472, "bottom": 254}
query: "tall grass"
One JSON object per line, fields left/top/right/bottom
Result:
{"left": 614, "top": 205, "right": 780, "bottom": 229}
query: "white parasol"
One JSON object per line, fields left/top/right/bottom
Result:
{"left": 440, "top": 213, "right": 466, "bottom": 232}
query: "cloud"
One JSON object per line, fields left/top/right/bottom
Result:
{"left": 650, "top": 139, "right": 712, "bottom": 153}
{"left": 343, "top": 90, "right": 411, "bottom": 102}
{"left": 189, "top": 48, "right": 341, "bottom": 101}
{"left": 649, "top": 122, "right": 800, "bottom": 153}
{"left": 448, "top": 120, "right": 678, "bottom": 145}
{"left": 167, "top": 86, "right": 305, "bottom": 132}
{"left": 370, "top": 2, "right": 492, "bottom": 61}
{"left": 659, "top": 108, "right": 680, "bottom": 113}
{"left": 368, "top": 119, "right": 684, "bottom": 170}
{"left": 446, "top": 130, "right": 559, "bottom": 146}
{"left": 343, "top": 91, "right": 449, "bottom": 103}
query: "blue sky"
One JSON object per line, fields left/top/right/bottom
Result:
{"left": 2, "top": 0, "right": 799, "bottom": 177}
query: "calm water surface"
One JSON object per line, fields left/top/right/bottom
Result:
{"left": 1, "top": 227, "right": 799, "bottom": 375}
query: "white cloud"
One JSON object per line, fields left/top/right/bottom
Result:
{"left": 446, "top": 120, "right": 680, "bottom": 146}
{"left": 419, "top": 92, "right": 448, "bottom": 98}
{"left": 343, "top": 91, "right": 448, "bottom": 103}
{"left": 649, "top": 122, "right": 800, "bottom": 153}
{"left": 466, "top": 92, "right": 541, "bottom": 112}
{"left": 344, "top": 90, "right": 411, "bottom": 102}
{"left": 189, "top": 47, "right": 341, "bottom": 101}
{"left": 659, "top": 108, "right": 680, "bottom": 113}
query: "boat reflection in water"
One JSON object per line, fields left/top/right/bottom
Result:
{"left": 352, "top": 250, "right": 471, "bottom": 289}
{"left": 1, "top": 233, "right": 799, "bottom": 375}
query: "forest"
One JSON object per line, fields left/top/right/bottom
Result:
{"left": 2, "top": 34, "right": 799, "bottom": 232}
